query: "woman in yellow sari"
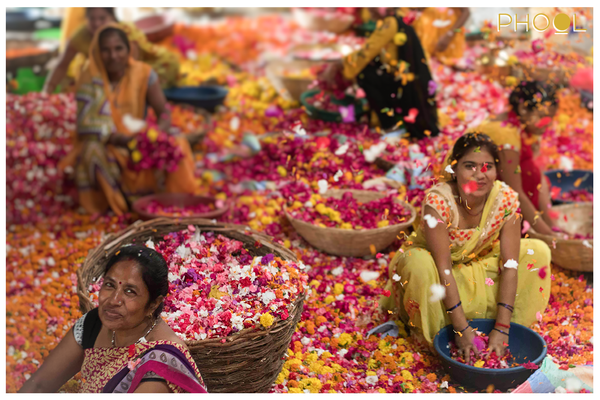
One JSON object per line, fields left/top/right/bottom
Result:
{"left": 58, "top": 24, "right": 197, "bottom": 216}
{"left": 380, "top": 132, "right": 551, "bottom": 361}
{"left": 44, "top": 8, "right": 179, "bottom": 93}
{"left": 413, "top": 7, "right": 470, "bottom": 65}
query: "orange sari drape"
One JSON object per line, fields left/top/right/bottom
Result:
{"left": 60, "top": 23, "right": 197, "bottom": 215}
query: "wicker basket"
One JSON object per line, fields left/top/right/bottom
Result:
{"left": 292, "top": 8, "right": 354, "bottom": 34}
{"left": 528, "top": 203, "right": 593, "bottom": 272}
{"left": 265, "top": 60, "right": 317, "bottom": 102}
{"left": 77, "top": 218, "right": 305, "bottom": 393}
{"left": 285, "top": 190, "right": 416, "bottom": 257}
{"left": 512, "top": 63, "right": 571, "bottom": 86}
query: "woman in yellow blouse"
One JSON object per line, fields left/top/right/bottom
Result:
{"left": 320, "top": 8, "right": 440, "bottom": 139}
{"left": 413, "top": 7, "right": 470, "bottom": 65}
{"left": 44, "top": 8, "right": 179, "bottom": 94}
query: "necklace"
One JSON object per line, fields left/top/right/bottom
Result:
{"left": 112, "top": 318, "right": 158, "bottom": 347}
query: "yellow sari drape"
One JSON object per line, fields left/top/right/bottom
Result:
{"left": 60, "top": 23, "right": 197, "bottom": 216}
{"left": 380, "top": 181, "right": 552, "bottom": 346}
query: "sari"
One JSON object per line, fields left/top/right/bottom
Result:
{"left": 80, "top": 340, "right": 207, "bottom": 393}
{"left": 59, "top": 23, "right": 198, "bottom": 216}
{"left": 68, "top": 20, "right": 179, "bottom": 88}
{"left": 380, "top": 180, "right": 552, "bottom": 346}
{"left": 342, "top": 14, "right": 439, "bottom": 138}
{"left": 413, "top": 8, "right": 466, "bottom": 64}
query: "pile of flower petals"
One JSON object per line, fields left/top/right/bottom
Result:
{"left": 555, "top": 189, "right": 593, "bottom": 203}
{"left": 285, "top": 187, "right": 412, "bottom": 229}
{"left": 128, "top": 124, "right": 184, "bottom": 173}
{"left": 449, "top": 332, "right": 516, "bottom": 369}
{"left": 147, "top": 228, "right": 308, "bottom": 340}
{"left": 140, "top": 200, "right": 217, "bottom": 217}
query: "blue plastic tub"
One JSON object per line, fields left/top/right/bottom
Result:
{"left": 163, "top": 85, "right": 228, "bottom": 112}
{"left": 433, "top": 319, "right": 547, "bottom": 392}
{"left": 545, "top": 169, "right": 593, "bottom": 205}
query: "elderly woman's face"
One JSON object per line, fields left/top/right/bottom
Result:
{"left": 455, "top": 147, "right": 497, "bottom": 198}
{"left": 99, "top": 32, "right": 129, "bottom": 75}
{"left": 86, "top": 8, "right": 115, "bottom": 35}
{"left": 98, "top": 260, "right": 153, "bottom": 331}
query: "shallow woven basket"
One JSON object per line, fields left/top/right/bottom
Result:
{"left": 77, "top": 218, "right": 305, "bottom": 393}
{"left": 292, "top": 8, "right": 354, "bottom": 34}
{"left": 265, "top": 60, "right": 317, "bottom": 102}
{"left": 285, "top": 190, "right": 416, "bottom": 257}
{"left": 528, "top": 202, "right": 593, "bottom": 272}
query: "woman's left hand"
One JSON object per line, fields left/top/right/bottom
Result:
{"left": 487, "top": 329, "right": 508, "bottom": 357}
{"left": 435, "top": 32, "right": 454, "bottom": 53}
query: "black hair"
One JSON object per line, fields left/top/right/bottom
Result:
{"left": 105, "top": 245, "right": 169, "bottom": 319}
{"left": 86, "top": 7, "right": 117, "bottom": 20}
{"left": 450, "top": 132, "right": 500, "bottom": 168}
{"left": 509, "top": 80, "right": 558, "bottom": 115}
{"left": 98, "top": 27, "right": 130, "bottom": 52}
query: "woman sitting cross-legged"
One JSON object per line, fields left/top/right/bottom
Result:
{"left": 380, "top": 132, "right": 551, "bottom": 361}
{"left": 19, "top": 245, "right": 207, "bottom": 393}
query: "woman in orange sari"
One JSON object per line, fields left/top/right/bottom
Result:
{"left": 59, "top": 24, "right": 198, "bottom": 216}
{"left": 413, "top": 7, "right": 470, "bottom": 65}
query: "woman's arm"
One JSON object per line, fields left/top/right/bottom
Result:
{"left": 423, "top": 205, "right": 479, "bottom": 362}
{"left": 43, "top": 41, "right": 79, "bottom": 94}
{"left": 146, "top": 78, "right": 171, "bottom": 132}
{"left": 489, "top": 213, "right": 521, "bottom": 356}
{"left": 342, "top": 16, "right": 399, "bottom": 80}
{"left": 435, "top": 8, "right": 471, "bottom": 53}
{"left": 499, "top": 149, "right": 555, "bottom": 235}
{"left": 18, "top": 328, "right": 85, "bottom": 393}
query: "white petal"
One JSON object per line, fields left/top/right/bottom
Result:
{"left": 504, "top": 259, "right": 519, "bottom": 269}
{"left": 318, "top": 179, "right": 329, "bottom": 194}
{"left": 230, "top": 116, "right": 240, "bottom": 131}
{"left": 583, "top": 240, "right": 592, "bottom": 249}
{"left": 423, "top": 214, "right": 438, "bottom": 229}
{"left": 565, "top": 377, "right": 583, "bottom": 393}
{"left": 334, "top": 143, "right": 349, "bottom": 156}
{"left": 527, "top": 249, "right": 534, "bottom": 255}
{"left": 392, "top": 274, "right": 401, "bottom": 282}
{"left": 429, "top": 283, "right": 446, "bottom": 302}
{"left": 360, "top": 271, "right": 380, "bottom": 282}
{"left": 444, "top": 165, "right": 455, "bottom": 174}
{"left": 444, "top": 269, "right": 451, "bottom": 275}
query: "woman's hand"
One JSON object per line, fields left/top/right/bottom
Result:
{"left": 454, "top": 327, "right": 479, "bottom": 364}
{"left": 435, "top": 32, "right": 454, "bottom": 53}
{"left": 318, "top": 62, "right": 342, "bottom": 83}
{"left": 487, "top": 329, "right": 508, "bottom": 357}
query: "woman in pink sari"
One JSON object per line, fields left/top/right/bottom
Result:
{"left": 19, "top": 246, "right": 207, "bottom": 393}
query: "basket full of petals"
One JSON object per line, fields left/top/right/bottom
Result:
{"left": 265, "top": 60, "right": 319, "bottom": 102}
{"left": 284, "top": 189, "right": 416, "bottom": 257}
{"left": 132, "top": 193, "right": 230, "bottom": 221}
{"left": 77, "top": 218, "right": 308, "bottom": 393}
{"left": 528, "top": 202, "right": 593, "bottom": 272}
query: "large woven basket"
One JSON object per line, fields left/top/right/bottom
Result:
{"left": 528, "top": 203, "right": 593, "bottom": 272}
{"left": 285, "top": 190, "right": 416, "bottom": 257}
{"left": 265, "top": 60, "right": 317, "bottom": 102}
{"left": 77, "top": 218, "right": 305, "bottom": 393}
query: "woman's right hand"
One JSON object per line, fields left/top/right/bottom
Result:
{"left": 454, "top": 326, "right": 479, "bottom": 364}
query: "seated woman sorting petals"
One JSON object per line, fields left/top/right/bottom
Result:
{"left": 380, "top": 133, "right": 551, "bottom": 359}
{"left": 19, "top": 245, "right": 207, "bottom": 393}
{"left": 58, "top": 24, "right": 198, "bottom": 216}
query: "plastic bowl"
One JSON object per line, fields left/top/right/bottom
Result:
{"left": 545, "top": 169, "right": 593, "bottom": 205}
{"left": 132, "top": 193, "right": 229, "bottom": 221}
{"left": 163, "top": 85, "right": 228, "bottom": 112}
{"left": 134, "top": 14, "right": 174, "bottom": 43}
{"left": 300, "top": 89, "right": 368, "bottom": 122}
{"left": 433, "top": 319, "right": 547, "bottom": 392}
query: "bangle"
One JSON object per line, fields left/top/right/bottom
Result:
{"left": 453, "top": 324, "right": 470, "bottom": 334}
{"left": 492, "top": 328, "right": 509, "bottom": 336}
{"left": 497, "top": 302, "right": 514, "bottom": 313}
{"left": 446, "top": 301, "right": 462, "bottom": 313}
{"left": 495, "top": 322, "right": 511, "bottom": 329}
